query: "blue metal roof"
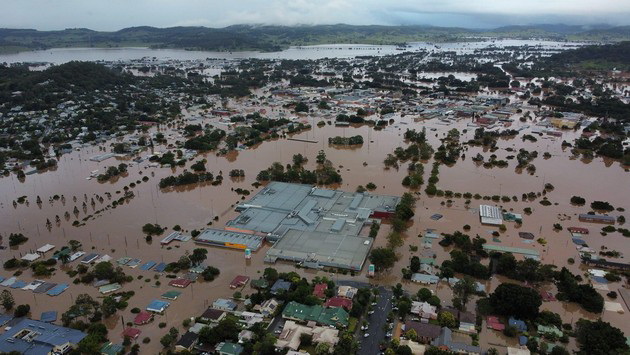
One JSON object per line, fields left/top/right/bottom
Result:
{"left": 0, "top": 318, "right": 86, "bottom": 354}
{"left": 40, "top": 311, "right": 57, "bottom": 323}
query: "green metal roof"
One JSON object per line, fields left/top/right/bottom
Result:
{"left": 282, "top": 301, "right": 349, "bottom": 327}
{"left": 483, "top": 244, "right": 540, "bottom": 256}
{"left": 161, "top": 290, "right": 182, "bottom": 300}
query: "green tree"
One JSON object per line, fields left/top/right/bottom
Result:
{"left": 101, "top": 296, "right": 118, "bottom": 318}
{"left": 409, "top": 256, "right": 421, "bottom": 273}
{"left": 575, "top": 319, "right": 629, "bottom": 355}
{"left": 69, "top": 239, "right": 82, "bottom": 251}
{"left": 405, "top": 329, "right": 418, "bottom": 341}
{"left": 142, "top": 223, "right": 165, "bottom": 236}
{"left": 417, "top": 288, "right": 432, "bottom": 302}
{"left": 1, "top": 290, "right": 15, "bottom": 310}
{"left": 489, "top": 283, "right": 542, "bottom": 319}
{"left": 189, "top": 248, "right": 208, "bottom": 266}
{"left": 263, "top": 267, "right": 279, "bottom": 283}
{"left": 315, "top": 342, "right": 331, "bottom": 355}
{"left": 437, "top": 311, "right": 457, "bottom": 328}
{"left": 160, "top": 333, "right": 174, "bottom": 348}
{"left": 369, "top": 247, "right": 398, "bottom": 271}
{"left": 453, "top": 276, "right": 477, "bottom": 309}
{"left": 316, "top": 150, "right": 326, "bottom": 164}
{"left": 14, "top": 304, "right": 30, "bottom": 317}
{"left": 59, "top": 252, "right": 71, "bottom": 265}
{"left": 295, "top": 102, "right": 309, "bottom": 113}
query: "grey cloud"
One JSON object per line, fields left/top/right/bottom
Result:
{"left": 0, "top": 0, "right": 628, "bottom": 30}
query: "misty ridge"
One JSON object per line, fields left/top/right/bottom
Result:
{"left": 1, "top": 23, "right": 630, "bottom": 53}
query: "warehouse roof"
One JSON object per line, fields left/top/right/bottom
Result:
{"left": 195, "top": 229, "right": 264, "bottom": 251}
{"left": 266, "top": 229, "right": 372, "bottom": 271}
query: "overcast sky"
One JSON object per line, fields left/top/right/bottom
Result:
{"left": 2, "top": 0, "right": 629, "bottom": 30}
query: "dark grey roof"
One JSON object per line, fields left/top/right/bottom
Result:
{"left": 176, "top": 331, "right": 198, "bottom": 348}
{"left": 432, "top": 327, "right": 481, "bottom": 353}
{"left": 270, "top": 279, "right": 292, "bottom": 293}
{"left": 405, "top": 321, "right": 441, "bottom": 339}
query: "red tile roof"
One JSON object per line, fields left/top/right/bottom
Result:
{"left": 122, "top": 327, "right": 142, "bottom": 339}
{"left": 230, "top": 275, "right": 250, "bottom": 289}
{"left": 486, "top": 316, "right": 505, "bottom": 331}
{"left": 169, "top": 278, "right": 192, "bottom": 288}
{"left": 313, "top": 283, "right": 328, "bottom": 299}
{"left": 324, "top": 296, "right": 353, "bottom": 310}
{"left": 133, "top": 311, "right": 153, "bottom": 325}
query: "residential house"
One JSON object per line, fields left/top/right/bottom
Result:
{"left": 122, "top": 328, "right": 141, "bottom": 340}
{"left": 256, "top": 298, "right": 280, "bottom": 317}
{"left": 200, "top": 308, "right": 226, "bottom": 323}
{"left": 508, "top": 317, "right": 527, "bottom": 332}
{"left": 146, "top": 300, "right": 170, "bottom": 313}
{"left": 213, "top": 298, "right": 237, "bottom": 312}
{"left": 100, "top": 342, "right": 124, "bottom": 355}
{"left": 216, "top": 341, "right": 244, "bottom": 355}
{"left": 404, "top": 321, "right": 441, "bottom": 344}
{"left": 418, "top": 263, "right": 434, "bottom": 275}
{"left": 250, "top": 278, "right": 269, "bottom": 290}
{"left": 271, "top": 279, "right": 292, "bottom": 294}
{"left": 431, "top": 327, "right": 482, "bottom": 354}
{"left": 276, "top": 320, "right": 339, "bottom": 351}
{"left": 133, "top": 311, "right": 154, "bottom": 325}
{"left": 410, "top": 301, "right": 437, "bottom": 320}
{"left": 313, "top": 283, "right": 328, "bottom": 299}
{"left": 230, "top": 275, "right": 250, "bottom": 289}
{"left": 175, "top": 332, "right": 198, "bottom": 353}
{"left": 238, "top": 311, "right": 264, "bottom": 327}
{"left": 337, "top": 285, "right": 358, "bottom": 299}
{"left": 324, "top": 296, "right": 353, "bottom": 310}
{"left": 537, "top": 325, "right": 563, "bottom": 338}
{"left": 458, "top": 311, "right": 476, "bottom": 333}
{"left": 411, "top": 273, "right": 440, "bottom": 284}
{"left": 486, "top": 316, "right": 505, "bottom": 331}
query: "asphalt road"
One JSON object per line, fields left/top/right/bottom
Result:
{"left": 338, "top": 280, "right": 393, "bottom": 355}
{"left": 268, "top": 314, "right": 286, "bottom": 335}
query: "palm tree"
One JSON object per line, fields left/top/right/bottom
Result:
{"left": 59, "top": 253, "right": 71, "bottom": 265}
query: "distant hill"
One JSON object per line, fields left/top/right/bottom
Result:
{"left": 1, "top": 24, "right": 630, "bottom": 53}
{"left": 538, "top": 41, "right": 630, "bottom": 72}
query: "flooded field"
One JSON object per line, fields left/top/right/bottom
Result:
{"left": 1, "top": 93, "right": 628, "bottom": 352}
{"left": 0, "top": 39, "right": 593, "bottom": 64}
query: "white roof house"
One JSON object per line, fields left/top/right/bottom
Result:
{"left": 411, "top": 301, "right": 438, "bottom": 320}
{"left": 22, "top": 253, "right": 41, "bottom": 262}
{"left": 36, "top": 244, "right": 55, "bottom": 254}
{"left": 479, "top": 205, "right": 503, "bottom": 225}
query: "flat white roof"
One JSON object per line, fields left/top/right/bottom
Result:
{"left": 36, "top": 244, "right": 55, "bottom": 253}
{"left": 22, "top": 253, "right": 41, "bottom": 262}
{"left": 479, "top": 205, "right": 503, "bottom": 225}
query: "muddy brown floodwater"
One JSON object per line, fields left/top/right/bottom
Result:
{"left": 1, "top": 102, "right": 628, "bottom": 353}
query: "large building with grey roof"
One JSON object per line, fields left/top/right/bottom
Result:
{"left": 217, "top": 182, "right": 400, "bottom": 270}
